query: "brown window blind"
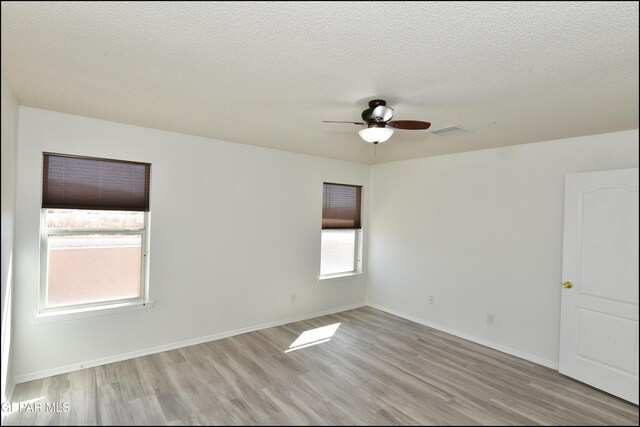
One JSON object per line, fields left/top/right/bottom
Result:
{"left": 42, "top": 153, "right": 151, "bottom": 211}
{"left": 322, "top": 182, "right": 362, "bottom": 229}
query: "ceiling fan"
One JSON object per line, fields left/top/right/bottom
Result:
{"left": 324, "top": 99, "right": 431, "bottom": 144}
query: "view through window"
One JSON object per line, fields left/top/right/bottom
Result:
{"left": 320, "top": 229, "right": 357, "bottom": 275}
{"left": 44, "top": 209, "right": 145, "bottom": 308}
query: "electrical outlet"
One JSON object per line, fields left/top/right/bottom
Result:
{"left": 429, "top": 296, "right": 435, "bottom": 304}
{"left": 291, "top": 293, "right": 296, "bottom": 303}
{"left": 486, "top": 313, "right": 495, "bottom": 324}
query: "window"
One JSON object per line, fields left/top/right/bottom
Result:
{"left": 40, "top": 153, "right": 151, "bottom": 313}
{"left": 320, "top": 182, "right": 362, "bottom": 278}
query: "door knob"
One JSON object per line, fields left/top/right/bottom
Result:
{"left": 562, "top": 281, "right": 573, "bottom": 289}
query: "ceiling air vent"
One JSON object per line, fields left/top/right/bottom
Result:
{"left": 428, "top": 125, "right": 471, "bottom": 137}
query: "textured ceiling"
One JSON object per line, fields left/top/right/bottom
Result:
{"left": 1, "top": 1, "right": 638, "bottom": 164}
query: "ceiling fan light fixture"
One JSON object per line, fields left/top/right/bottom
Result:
{"left": 358, "top": 127, "right": 394, "bottom": 144}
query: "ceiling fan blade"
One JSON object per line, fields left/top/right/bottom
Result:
{"left": 323, "top": 120, "right": 366, "bottom": 125}
{"left": 387, "top": 120, "right": 431, "bottom": 130}
{"left": 371, "top": 105, "right": 394, "bottom": 122}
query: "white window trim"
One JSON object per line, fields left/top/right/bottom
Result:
{"left": 319, "top": 228, "right": 363, "bottom": 281}
{"left": 39, "top": 210, "right": 151, "bottom": 316}
{"left": 32, "top": 300, "right": 154, "bottom": 324}
{"left": 318, "top": 272, "right": 365, "bottom": 283}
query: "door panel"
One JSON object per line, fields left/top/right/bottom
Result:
{"left": 580, "top": 187, "right": 639, "bottom": 303}
{"left": 577, "top": 308, "right": 638, "bottom": 375}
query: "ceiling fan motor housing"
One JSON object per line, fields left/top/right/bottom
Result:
{"left": 364, "top": 121, "right": 387, "bottom": 129}
{"left": 362, "top": 99, "right": 393, "bottom": 125}
{"left": 368, "top": 99, "right": 387, "bottom": 108}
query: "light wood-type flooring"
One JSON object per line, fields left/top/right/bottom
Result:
{"left": 4, "top": 307, "right": 639, "bottom": 425}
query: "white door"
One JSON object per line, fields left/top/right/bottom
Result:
{"left": 559, "top": 168, "right": 638, "bottom": 404}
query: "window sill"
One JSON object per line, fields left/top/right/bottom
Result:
{"left": 32, "top": 300, "right": 154, "bottom": 324}
{"left": 318, "top": 272, "right": 365, "bottom": 283}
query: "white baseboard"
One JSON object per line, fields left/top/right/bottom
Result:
{"left": 13, "top": 301, "right": 558, "bottom": 385}
{"left": 367, "top": 303, "right": 559, "bottom": 370}
{"left": 13, "top": 302, "right": 365, "bottom": 384}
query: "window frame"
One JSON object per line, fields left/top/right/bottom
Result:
{"left": 319, "top": 182, "right": 364, "bottom": 281}
{"left": 38, "top": 209, "right": 150, "bottom": 315}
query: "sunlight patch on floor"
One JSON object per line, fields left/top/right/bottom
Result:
{"left": 285, "top": 322, "right": 340, "bottom": 353}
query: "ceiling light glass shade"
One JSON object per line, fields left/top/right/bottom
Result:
{"left": 358, "top": 127, "right": 394, "bottom": 143}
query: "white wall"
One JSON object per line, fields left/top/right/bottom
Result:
{"left": 1, "top": 76, "right": 20, "bottom": 402}
{"left": 368, "top": 130, "right": 639, "bottom": 367}
{"left": 13, "top": 107, "right": 369, "bottom": 380}
{"left": 11, "top": 106, "right": 639, "bottom": 382}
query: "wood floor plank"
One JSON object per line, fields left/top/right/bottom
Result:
{"left": 4, "top": 307, "right": 638, "bottom": 425}
{"left": 67, "top": 368, "right": 100, "bottom": 426}
{"left": 127, "top": 394, "right": 167, "bottom": 426}
{"left": 133, "top": 354, "right": 192, "bottom": 423}
{"left": 97, "top": 381, "right": 135, "bottom": 425}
